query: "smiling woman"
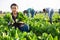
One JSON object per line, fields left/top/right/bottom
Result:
{"left": 0, "top": 0, "right": 60, "bottom": 12}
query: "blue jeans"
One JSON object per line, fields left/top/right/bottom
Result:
{"left": 48, "top": 9, "right": 54, "bottom": 24}
{"left": 18, "top": 24, "right": 29, "bottom": 32}
{"left": 31, "top": 12, "right": 35, "bottom": 17}
{"left": 49, "top": 17, "right": 52, "bottom": 24}
{"left": 27, "top": 13, "right": 30, "bottom": 17}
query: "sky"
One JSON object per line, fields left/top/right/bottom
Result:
{"left": 0, "top": 0, "right": 60, "bottom": 12}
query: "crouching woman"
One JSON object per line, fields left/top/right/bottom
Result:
{"left": 4, "top": 3, "right": 29, "bottom": 32}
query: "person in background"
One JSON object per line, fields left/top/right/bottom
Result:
{"left": 5, "top": 3, "right": 29, "bottom": 32}
{"left": 58, "top": 9, "right": 60, "bottom": 15}
{"left": 27, "top": 8, "right": 35, "bottom": 18}
{"left": 58, "top": 9, "right": 60, "bottom": 22}
{"left": 43, "top": 8, "right": 54, "bottom": 24}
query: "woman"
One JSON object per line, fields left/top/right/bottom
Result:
{"left": 5, "top": 3, "right": 29, "bottom": 32}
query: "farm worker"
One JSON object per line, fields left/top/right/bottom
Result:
{"left": 58, "top": 9, "right": 60, "bottom": 22}
{"left": 58, "top": 9, "right": 60, "bottom": 15}
{"left": 27, "top": 8, "right": 35, "bottom": 18}
{"left": 43, "top": 8, "right": 54, "bottom": 24}
{"left": 6, "top": 3, "right": 29, "bottom": 32}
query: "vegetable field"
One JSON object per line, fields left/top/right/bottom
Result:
{"left": 0, "top": 12, "right": 60, "bottom": 40}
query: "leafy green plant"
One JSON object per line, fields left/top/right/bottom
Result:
{"left": 0, "top": 12, "right": 60, "bottom": 40}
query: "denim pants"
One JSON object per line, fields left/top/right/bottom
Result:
{"left": 48, "top": 9, "right": 54, "bottom": 24}
{"left": 18, "top": 24, "right": 29, "bottom": 32}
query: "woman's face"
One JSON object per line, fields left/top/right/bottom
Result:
{"left": 11, "top": 6, "right": 18, "bottom": 13}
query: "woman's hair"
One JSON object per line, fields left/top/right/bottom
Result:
{"left": 10, "top": 3, "right": 18, "bottom": 8}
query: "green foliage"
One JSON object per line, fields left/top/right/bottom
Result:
{"left": 0, "top": 12, "right": 60, "bottom": 40}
